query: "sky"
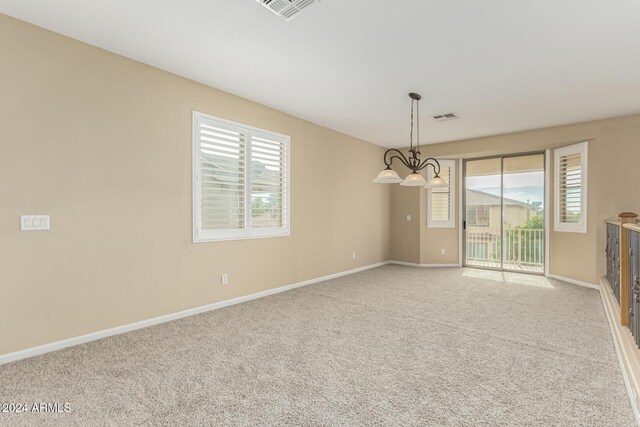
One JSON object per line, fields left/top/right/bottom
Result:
{"left": 466, "top": 171, "right": 544, "bottom": 207}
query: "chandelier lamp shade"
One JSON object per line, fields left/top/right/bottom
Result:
{"left": 373, "top": 93, "right": 447, "bottom": 188}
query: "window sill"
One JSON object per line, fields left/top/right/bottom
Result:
{"left": 193, "top": 230, "right": 290, "bottom": 243}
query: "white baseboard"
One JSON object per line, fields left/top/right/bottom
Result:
{"left": 599, "top": 278, "right": 640, "bottom": 425}
{"left": 546, "top": 273, "right": 600, "bottom": 290}
{"left": 0, "top": 261, "right": 389, "bottom": 366}
{"left": 389, "top": 261, "right": 461, "bottom": 268}
{"left": 5, "top": 261, "right": 637, "bottom": 425}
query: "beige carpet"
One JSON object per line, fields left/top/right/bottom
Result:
{"left": 0, "top": 266, "right": 635, "bottom": 426}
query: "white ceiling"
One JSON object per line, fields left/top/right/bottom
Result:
{"left": 2, "top": 0, "right": 640, "bottom": 148}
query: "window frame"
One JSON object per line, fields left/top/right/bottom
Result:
{"left": 427, "top": 159, "right": 456, "bottom": 228}
{"left": 554, "top": 141, "right": 587, "bottom": 233}
{"left": 192, "top": 111, "right": 291, "bottom": 243}
{"left": 467, "top": 206, "right": 490, "bottom": 227}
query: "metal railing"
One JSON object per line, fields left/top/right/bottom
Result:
{"left": 606, "top": 222, "right": 621, "bottom": 303}
{"left": 603, "top": 214, "right": 638, "bottom": 348}
{"left": 601, "top": 214, "right": 640, "bottom": 408}
{"left": 466, "top": 228, "right": 544, "bottom": 270}
{"left": 627, "top": 226, "right": 640, "bottom": 347}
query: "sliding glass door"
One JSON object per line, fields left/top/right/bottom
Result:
{"left": 464, "top": 158, "right": 502, "bottom": 268}
{"left": 464, "top": 153, "right": 545, "bottom": 273}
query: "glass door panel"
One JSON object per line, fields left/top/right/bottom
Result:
{"left": 464, "top": 153, "right": 545, "bottom": 274}
{"left": 464, "top": 158, "right": 502, "bottom": 269}
{"left": 502, "top": 155, "right": 545, "bottom": 273}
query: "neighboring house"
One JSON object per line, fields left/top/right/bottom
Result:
{"left": 466, "top": 189, "right": 540, "bottom": 229}
{"left": 465, "top": 189, "right": 543, "bottom": 265}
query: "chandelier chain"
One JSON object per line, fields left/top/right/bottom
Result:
{"left": 416, "top": 99, "right": 420, "bottom": 154}
{"left": 409, "top": 99, "right": 414, "bottom": 151}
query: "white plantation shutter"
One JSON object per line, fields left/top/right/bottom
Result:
{"left": 193, "top": 112, "right": 290, "bottom": 242}
{"left": 428, "top": 159, "right": 456, "bottom": 228}
{"left": 249, "top": 132, "right": 288, "bottom": 232}
{"left": 554, "top": 142, "right": 587, "bottom": 233}
{"left": 558, "top": 153, "right": 582, "bottom": 222}
{"left": 197, "top": 119, "right": 247, "bottom": 236}
{"left": 431, "top": 167, "right": 451, "bottom": 219}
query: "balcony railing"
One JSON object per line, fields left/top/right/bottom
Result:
{"left": 603, "top": 213, "right": 640, "bottom": 345}
{"left": 605, "top": 221, "right": 621, "bottom": 303}
{"left": 466, "top": 228, "right": 544, "bottom": 272}
{"left": 601, "top": 213, "right": 640, "bottom": 419}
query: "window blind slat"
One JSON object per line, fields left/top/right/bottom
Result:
{"left": 251, "top": 132, "right": 287, "bottom": 230}
{"left": 194, "top": 112, "right": 290, "bottom": 241}
{"left": 197, "top": 119, "right": 247, "bottom": 233}
{"left": 428, "top": 160, "right": 455, "bottom": 228}
{"left": 554, "top": 142, "right": 587, "bottom": 233}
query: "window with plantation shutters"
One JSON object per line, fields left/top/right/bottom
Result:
{"left": 193, "top": 112, "right": 290, "bottom": 242}
{"left": 554, "top": 142, "right": 587, "bottom": 233}
{"left": 427, "top": 159, "right": 456, "bottom": 228}
{"left": 250, "top": 133, "right": 288, "bottom": 231}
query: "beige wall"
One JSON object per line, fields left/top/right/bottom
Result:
{"left": 418, "top": 188, "right": 460, "bottom": 265}
{"left": 0, "top": 15, "right": 391, "bottom": 355}
{"left": 3, "top": 12, "right": 640, "bottom": 357}
{"left": 390, "top": 186, "right": 421, "bottom": 263}
{"left": 390, "top": 114, "right": 640, "bottom": 283}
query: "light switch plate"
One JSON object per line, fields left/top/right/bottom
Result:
{"left": 21, "top": 215, "right": 50, "bottom": 231}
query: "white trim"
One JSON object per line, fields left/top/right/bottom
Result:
{"left": 544, "top": 150, "right": 550, "bottom": 277}
{"left": 546, "top": 274, "right": 640, "bottom": 422}
{"left": 192, "top": 111, "right": 290, "bottom": 140}
{"left": 599, "top": 278, "right": 640, "bottom": 425}
{"left": 546, "top": 273, "right": 599, "bottom": 290}
{"left": 554, "top": 141, "right": 588, "bottom": 234}
{"left": 458, "top": 159, "right": 463, "bottom": 267}
{"left": 0, "top": 261, "right": 389, "bottom": 366}
{"left": 427, "top": 159, "right": 456, "bottom": 228}
{"left": 389, "top": 261, "right": 460, "bottom": 268}
{"left": 1, "top": 261, "right": 613, "bottom": 368}
{"left": 192, "top": 110, "right": 291, "bottom": 243}
{"left": 192, "top": 111, "right": 199, "bottom": 243}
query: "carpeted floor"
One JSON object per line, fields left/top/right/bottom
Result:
{"left": 0, "top": 266, "right": 636, "bottom": 426}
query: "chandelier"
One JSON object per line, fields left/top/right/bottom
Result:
{"left": 373, "top": 93, "right": 446, "bottom": 187}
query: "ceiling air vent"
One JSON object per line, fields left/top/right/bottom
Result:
{"left": 432, "top": 113, "right": 458, "bottom": 122}
{"left": 255, "top": 0, "right": 317, "bottom": 21}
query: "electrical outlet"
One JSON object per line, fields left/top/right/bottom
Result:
{"left": 221, "top": 274, "right": 228, "bottom": 285}
{"left": 21, "top": 215, "right": 50, "bottom": 231}
{"left": 352, "top": 252, "right": 356, "bottom": 260}
{"left": 406, "top": 214, "right": 411, "bottom": 222}
{"left": 441, "top": 249, "right": 446, "bottom": 255}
